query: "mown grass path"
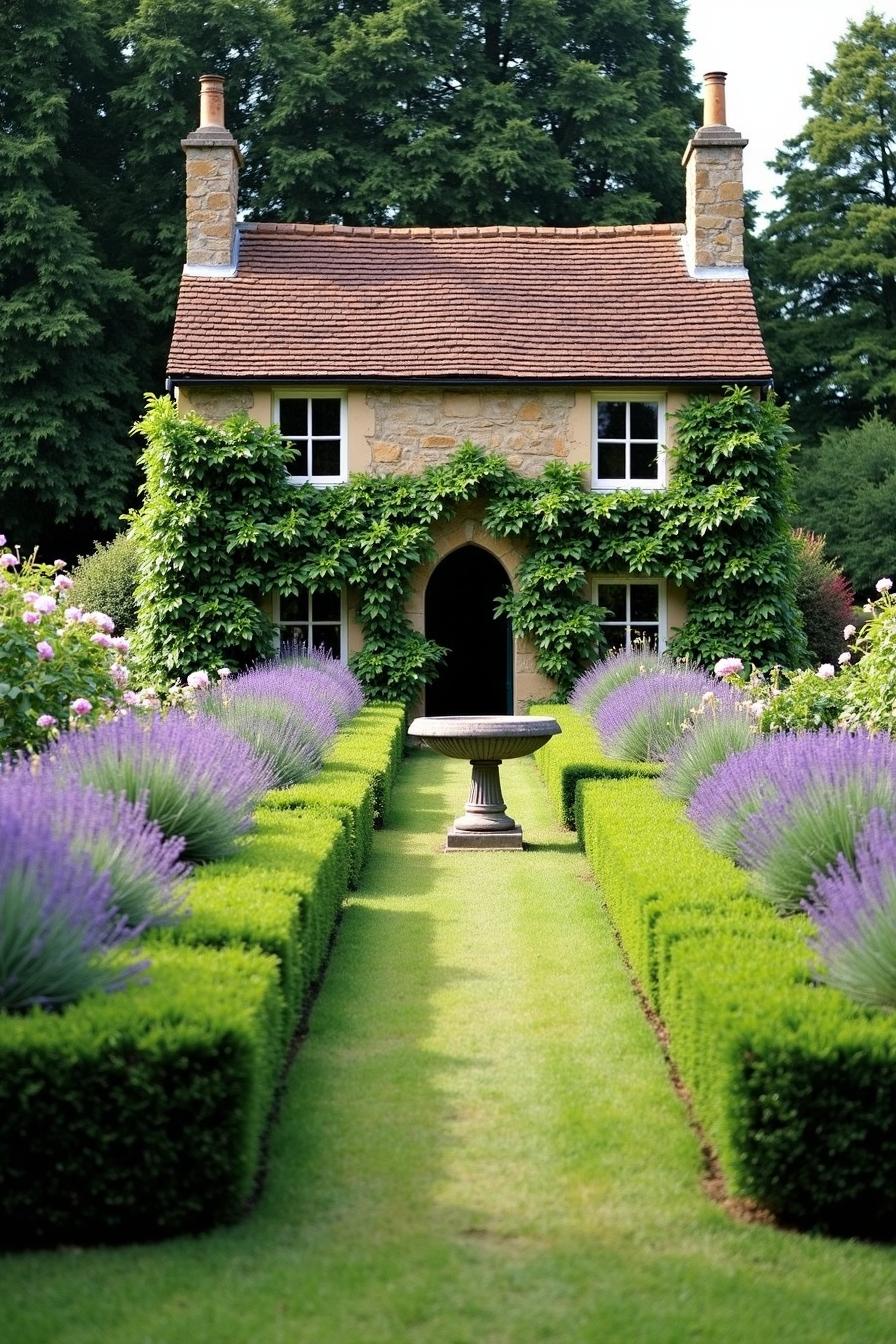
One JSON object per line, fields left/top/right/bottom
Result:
{"left": 4, "top": 751, "right": 895, "bottom": 1344}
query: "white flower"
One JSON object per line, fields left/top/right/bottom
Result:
{"left": 217, "top": 667, "right": 232, "bottom": 679}
{"left": 838, "top": 652, "right": 852, "bottom": 666}
{"left": 843, "top": 624, "right": 856, "bottom": 640}
{"left": 876, "top": 578, "right": 893, "bottom": 593}
{"left": 713, "top": 657, "right": 744, "bottom": 679}
{"left": 750, "top": 700, "right": 766, "bottom": 719}
{"left": 817, "top": 664, "right": 836, "bottom": 680}
{"left": 186, "top": 670, "right": 210, "bottom": 691}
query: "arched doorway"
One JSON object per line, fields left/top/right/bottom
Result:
{"left": 425, "top": 545, "right": 513, "bottom": 715}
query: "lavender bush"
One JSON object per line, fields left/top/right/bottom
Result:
{"left": 661, "top": 704, "right": 755, "bottom": 802}
{"left": 809, "top": 809, "right": 896, "bottom": 1009}
{"left": 571, "top": 646, "right": 667, "bottom": 718}
{"left": 48, "top": 711, "right": 274, "bottom": 864}
{"left": 690, "top": 730, "right": 896, "bottom": 912}
{"left": 199, "top": 689, "right": 323, "bottom": 787}
{"left": 0, "top": 810, "right": 144, "bottom": 1012}
{"left": 0, "top": 771, "right": 187, "bottom": 929}
{"left": 226, "top": 665, "right": 339, "bottom": 749}
{"left": 275, "top": 644, "right": 365, "bottom": 720}
{"left": 596, "top": 669, "right": 732, "bottom": 763}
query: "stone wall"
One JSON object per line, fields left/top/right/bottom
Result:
{"left": 179, "top": 386, "right": 258, "bottom": 422}
{"left": 364, "top": 386, "right": 587, "bottom": 476}
{"left": 182, "top": 137, "right": 240, "bottom": 269}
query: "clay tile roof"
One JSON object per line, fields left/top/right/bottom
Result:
{"left": 167, "top": 223, "right": 772, "bottom": 382}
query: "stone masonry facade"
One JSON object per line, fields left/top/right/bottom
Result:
{"left": 683, "top": 131, "right": 747, "bottom": 270}
{"left": 182, "top": 139, "right": 240, "bottom": 269}
{"left": 365, "top": 386, "right": 581, "bottom": 476}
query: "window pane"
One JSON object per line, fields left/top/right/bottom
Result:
{"left": 601, "top": 625, "right": 627, "bottom": 653}
{"left": 597, "top": 441, "right": 626, "bottom": 479}
{"left": 279, "top": 398, "right": 307, "bottom": 437}
{"left": 597, "top": 583, "right": 627, "bottom": 621}
{"left": 311, "top": 398, "right": 341, "bottom": 436}
{"left": 630, "top": 626, "right": 659, "bottom": 652}
{"left": 630, "top": 442, "right": 658, "bottom": 479}
{"left": 597, "top": 402, "right": 626, "bottom": 439}
{"left": 630, "top": 584, "right": 660, "bottom": 622}
{"left": 312, "top": 625, "right": 341, "bottom": 658}
{"left": 285, "top": 441, "right": 308, "bottom": 477}
{"left": 312, "top": 588, "right": 341, "bottom": 622}
{"left": 279, "top": 589, "right": 309, "bottom": 623}
{"left": 311, "top": 439, "right": 341, "bottom": 477}
{"left": 630, "top": 401, "right": 659, "bottom": 439}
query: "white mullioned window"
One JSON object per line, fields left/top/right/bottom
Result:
{"left": 274, "top": 389, "right": 347, "bottom": 485}
{"left": 592, "top": 395, "right": 666, "bottom": 490}
{"left": 272, "top": 587, "right": 346, "bottom": 661}
{"left": 593, "top": 577, "right": 667, "bottom": 653}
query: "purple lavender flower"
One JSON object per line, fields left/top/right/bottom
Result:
{"left": 198, "top": 688, "right": 323, "bottom": 786}
{"left": 228, "top": 663, "right": 340, "bottom": 745}
{"left": 46, "top": 711, "right": 274, "bottom": 864}
{"left": 275, "top": 643, "right": 365, "bottom": 720}
{"left": 689, "top": 730, "right": 896, "bottom": 881}
{"left": 596, "top": 668, "right": 734, "bottom": 762}
{"left": 0, "top": 808, "right": 145, "bottom": 1012}
{"left": 808, "top": 809, "right": 896, "bottom": 1008}
{"left": 570, "top": 646, "right": 667, "bottom": 718}
{"left": 0, "top": 771, "right": 188, "bottom": 928}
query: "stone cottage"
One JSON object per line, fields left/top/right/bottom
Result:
{"left": 167, "top": 71, "right": 771, "bottom": 713}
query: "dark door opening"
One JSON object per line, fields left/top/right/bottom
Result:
{"left": 425, "top": 545, "right": 512, "bottom": 715}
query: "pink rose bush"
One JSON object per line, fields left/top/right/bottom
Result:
{"left": 0, "top": 542, "right": 132, "bottom": 753}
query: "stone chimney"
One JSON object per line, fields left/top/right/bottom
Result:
{"left": 181, "top": 75, "right": 242, "bottom": 274}
{"left": 682, "top": 72, "right": 748, "bottom": 275}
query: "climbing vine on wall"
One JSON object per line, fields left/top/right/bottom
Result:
{"left": 131, "top": 387, "right": 807, "bottom": 701}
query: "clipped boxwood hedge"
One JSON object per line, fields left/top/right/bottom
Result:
{"left": 0, "top": 944, "right": 282, "bottom": 1247}
{"left": 529, "top": 703, "right": 661, "bottom": 830}
{"left": 578, "top": 775, "right": 896, "bottom": 1236}
{"left": 266, "top": 704, "right": 405, "bottom": 885}
{"left": 159, "top": 809, "right": 348, "bottom": 1041}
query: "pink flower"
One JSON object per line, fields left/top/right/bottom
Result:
{"left": 186, "top": 670, "right": 210, "bottom": 690}
{"left": 36, "top": 714, "right": 58, "bottom": 729}
{"left": 713, "top": 657, "right": 744, "bottom": 679}
{"left": 122, "top": 690, "right": 139, "bottom": 706}
{"left": 0, "top": 553, "right": 19, "bottom": 569}
{"left": 36, "top": 641, "right": 54, "bottom": 661}
{"left": 53, "top": 559, "right": 66, "bottom": 570}
{"left": 84, "top": 611, "right": 115, "bottom": 633}
{"left": 22, "top": 611, "right": 41, "bottom": 626}
{"left": 817, "top": 664, "right": 836, "bottom": 680}
{"left": 217, "top": 667, "right": 232, "bottom": 679}
{"left": 53, "top": 574, "right": 74, "bottom": 591}
{"left": 111, "top": 637, "right": 130, "bottom": 654}
{"left": 32, "top": 594, "right": 56, "bottom": 614}
{"left": 64, "top": 606, "right": 83, "bottom": 623}
{"left": 0, "top": 534, "right": 5, "bottom": 546}
{"left": 109, "top": 663, "right": 129, "bottom": 687}
{"left": 70, "top": 698, "right": 93, "bottom": 717}
{"left": 23, "top": 591, "right": 40, "bottom": 603}
{"left": 90, "top": 633, "right": 113, "bottom": 648}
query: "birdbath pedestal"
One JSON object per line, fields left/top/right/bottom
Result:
{"left": 407, "top": 715, "right": 562, "bottom": 850}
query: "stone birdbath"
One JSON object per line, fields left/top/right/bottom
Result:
{"left": 407, "top": 715, "right": 562, "bottom": 850}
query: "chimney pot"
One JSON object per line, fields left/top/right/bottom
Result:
{"left": 199, "top": 74, "right": 226, "bottom": 130}
{"left": 703, "top": 71, "right": 728, "bottom": 128}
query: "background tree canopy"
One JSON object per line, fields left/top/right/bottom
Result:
{"left": 0, "top": 0, "right": 697, "bottom": 554}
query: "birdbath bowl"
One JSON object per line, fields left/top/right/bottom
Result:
{"left": 407, "top": 715, "right": 562, "bottom": 850}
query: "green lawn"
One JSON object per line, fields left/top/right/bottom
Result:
{"left": 4, "top": 751, "right": 894, "bottom": 1344}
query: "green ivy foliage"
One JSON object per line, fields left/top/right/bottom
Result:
{"left": 132, "top": 387, "right": 806, "bottom": 702}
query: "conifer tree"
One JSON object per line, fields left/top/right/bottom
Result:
{"left": 0, "top": 0, "right": 141, "bottom": 545}
{"left": 255, "top": 0, "right": 698, "bottom": 226}
{"left": 758, "top": 12, "right": 896, "bottom": 438}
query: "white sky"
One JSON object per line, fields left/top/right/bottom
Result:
{"left": 685, "top": 0, "right": 893, "bottom": 218}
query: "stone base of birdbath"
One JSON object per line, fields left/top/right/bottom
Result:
{"left": 408, "top": 715, "right": 562, "bottom": 850}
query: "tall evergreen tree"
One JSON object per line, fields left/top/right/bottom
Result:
{"left": 0, "top": 0, "right": 143, "bottom": 547}
{"left": 756, "top": 12, "right": 896, "bottom": 439}
{"left": 255, "top": 0, "right": 698, "bottom": 225}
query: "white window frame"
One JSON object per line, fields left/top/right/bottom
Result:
{"left": 272, "top": 585, "right": 348, "bottom": 664}
{"left": 592, "top": 391, "right": 667, "bottom": 492}
{"left": 592, "top": 575, "right": 667, "bottom": 653}
{"left": 273, "top": 387, "right": 347, "bottom": 486}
